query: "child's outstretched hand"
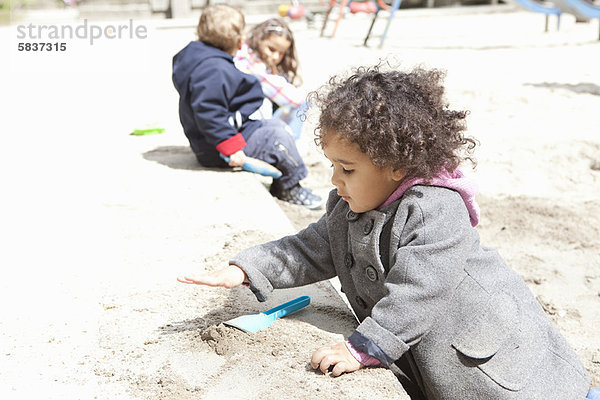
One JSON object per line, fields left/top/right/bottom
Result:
{"left": 311, "top": 342, "right": 362, "bottom": 377}
{"left": 177, "top": 265, "right": 247, "bottom": 288}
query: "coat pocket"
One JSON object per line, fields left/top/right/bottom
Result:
{"left": 451, "top": 290, "right": 547, "bottom": 391}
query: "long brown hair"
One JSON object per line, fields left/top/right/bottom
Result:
{"left": 246, "top": 18, "right": 302, "bottom": 86}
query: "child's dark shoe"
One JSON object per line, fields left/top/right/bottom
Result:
{"left": 270, "top": 183, "right": 323, "bottom": 210}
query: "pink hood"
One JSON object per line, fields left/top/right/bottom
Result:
{"left": 378, "top": 168, "right": 480, "bottom": 227}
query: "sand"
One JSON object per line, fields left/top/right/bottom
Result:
{"left": 1, "top": 4, "right": 599, "bottom": 399}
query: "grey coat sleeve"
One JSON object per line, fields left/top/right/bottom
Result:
{"left": 229, "top": 212, "right": 336, "bottom": 302}
{"left": 351, "top": 189, "right": 474, "bottom": 365}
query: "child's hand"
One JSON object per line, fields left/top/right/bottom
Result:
{"left": 227, "top": 150, "right": 247, "bottom": 167}
{"left": 177, "top": 265, "right": 247, "bottom": 288}
{"left": 311, "top": 342, "right": 363, "bottom": 377}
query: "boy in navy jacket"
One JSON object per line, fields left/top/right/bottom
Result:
{"left": 172, "top": 5, "right": 322, "bottom": 209}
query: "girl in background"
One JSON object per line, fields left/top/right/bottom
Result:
{"left": 235, "top": 18, "right": 307, "bottom": 140}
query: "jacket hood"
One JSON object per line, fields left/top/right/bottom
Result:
{"left": 379, "top": 168, "right": 480, "bottom": 227}
{"left": 172, "top": 41, "right": 232, "bottom": 93}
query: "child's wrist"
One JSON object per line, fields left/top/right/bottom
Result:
{"left": 230, "top": 264, "right": 249, "bottom": 285}
{"left": 344, "top": 340, "right": 382, "bottom": 367}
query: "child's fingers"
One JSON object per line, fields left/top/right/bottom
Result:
{"left": 177, "top": 275, "right": 203, "bottom": 285}
{"left": 311, "top": 343, "right": 362, "bottom": 377}
{"left": 310, "top": 346, "right": 328, "bottom": 369}
{"left": 177, "top": 266, "right": 245, "bottom": 288}
{"left": 177, "top": 275, "right": 219, "bottom": 286}
{"left": 318, "top": 355, "right": 335, "bottom": 375}
{"left": 331, "top": 361, "right": 348, "bottom": 377}
{"left": 311, "top": 345, "right": 342, "bottom": 374}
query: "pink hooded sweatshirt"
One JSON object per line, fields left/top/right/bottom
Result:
{"left": 378, "top": 167, "right": 480, "bottom": 227}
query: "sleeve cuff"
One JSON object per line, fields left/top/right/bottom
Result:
{"left": 228, "top": 258, "right": 273, "bottom": 303}
{"left": 350, "top": 317, "right": 410, "bottom": 367}
{"left": 216, "top": 133, "right": 246, "bottom": 156}
{"left": 345, "top": 340, "right": 383, "bottom": 367}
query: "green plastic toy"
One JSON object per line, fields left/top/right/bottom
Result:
{"left": 130, "top": 127, "right": 165, "bottom": 136}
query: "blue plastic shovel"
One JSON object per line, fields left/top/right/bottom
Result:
{"left": 224, "top": 296, "right": 310, "bottom": 333}
{"left": 220, "top": 154, "right": 282, "bottom": 178}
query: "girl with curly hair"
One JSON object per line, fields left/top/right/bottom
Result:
{"left": 234, "top": 18, "right": 307, "bottom": 140}
{"left": 179, "top": 65, "right": 591, "bottom": 399}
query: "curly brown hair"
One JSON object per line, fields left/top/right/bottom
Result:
{"left": 309, "top": 65, "right": 477, "bottom": 180}
{"left": 246, "top": 18, "right": 302, "bottom": 86}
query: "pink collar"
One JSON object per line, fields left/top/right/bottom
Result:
{"left": 378, "top": 168, "right": 480, "bottom": 227}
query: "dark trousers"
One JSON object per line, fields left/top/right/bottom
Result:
{"left": 195, "top": 119, "right": 307, "bottom": 190}
{"left": 244, "top": 119, "right": 307, "bottom": 190}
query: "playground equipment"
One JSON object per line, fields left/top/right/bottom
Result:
{"left": 320, "top": 0, "right": 404, "bottom": 47}
{"left": 321, "top": 0, "right": 600, "bottom": 45}
{"left": 364, "top": 0, "right": 403, "bottom": 47}
{"left": 511, "top": 0, "right": 562, "bottom": 31}
{"left": 553, "top": 0, "right": 591, "bottom": 22}
{"left": 562, "top": 0, "right": 600, "bottom": 39}
{"left": 512, "top": 0, "right": 600, "bottom": 39}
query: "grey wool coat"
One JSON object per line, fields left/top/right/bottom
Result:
{"left": 230, "top": 186, "right": 590, "bottom": 399}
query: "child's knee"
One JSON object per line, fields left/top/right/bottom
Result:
{"left": 264, "top": 118, "right": 289, "bottom": 133}
{"left": 269, "top": 122, "right": 297, "bottom": 146}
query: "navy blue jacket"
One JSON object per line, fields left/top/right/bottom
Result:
{"left": 172, "top": 41, "right": 264, "bottom": 166}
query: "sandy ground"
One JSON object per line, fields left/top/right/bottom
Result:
{"left": 1, "top": 4, "right": 599, "bottom": 399}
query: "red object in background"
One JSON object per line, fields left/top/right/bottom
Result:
{"left": 349, "top": 1, "right": 377, "bottom": 13}
{"left": 287, "top": 4, "right": 306, "bottom": 19}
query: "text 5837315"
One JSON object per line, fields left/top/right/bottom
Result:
{"left": 18, "top": 43, "right": 67, "bottom": 51}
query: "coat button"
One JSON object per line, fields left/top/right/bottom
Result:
{"left": 344, "top": 252, "right": 354, "bottom": 269}
{"left": 363, "top": 219, "right": 374, "bottom": 235}
{"left": 346, "top": 210, "right": 360, "bottom": 222}
{"left": 365, "top": 265, "right": 378, "bottom": 282}
{"left": 355, "top": 296, "right": 367, "bottom": 308}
